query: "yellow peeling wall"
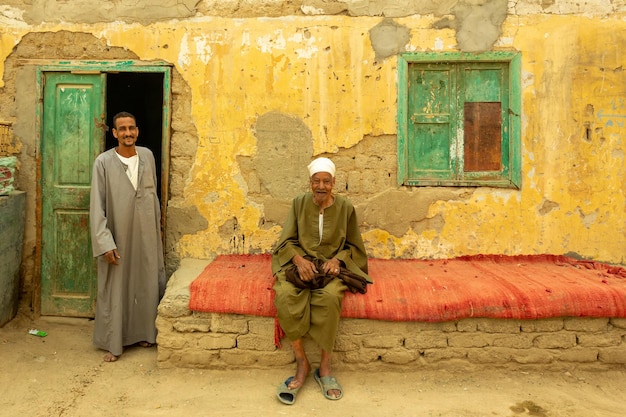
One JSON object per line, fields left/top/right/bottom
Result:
{"left": 1, "top": 14, "right": 625, "bottom": 264}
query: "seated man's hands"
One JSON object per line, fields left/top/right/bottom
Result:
{"left": 292, "top": 255, "right": 341, "bottom": 281}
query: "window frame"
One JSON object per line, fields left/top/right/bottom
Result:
{"left": 397, "top": 51, "right": 522, "bottom": 188}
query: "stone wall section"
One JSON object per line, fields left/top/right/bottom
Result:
{"left": 156, "top": 304, "right": 626, "bottom": 370}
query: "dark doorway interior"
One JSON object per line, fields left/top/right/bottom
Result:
{"left": 106, "top": 72, "right": 164, "bottom": 197}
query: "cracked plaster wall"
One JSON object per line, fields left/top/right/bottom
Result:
{"left": 0, "top": 0, "right": 625, "bottom": 313}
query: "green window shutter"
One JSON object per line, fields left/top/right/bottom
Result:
{"left": 398, "top": 52, "right": 521, "bottom": 189}
{"left": 407, "top": 64, "right": 456, "bottom": 181}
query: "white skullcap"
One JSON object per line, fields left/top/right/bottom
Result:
{"left": 307, "top": 157, "right": 336, "bottom": 177}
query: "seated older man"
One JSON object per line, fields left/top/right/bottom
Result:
{"left": 272, "top": 157, "right": 372, "bottom": 405}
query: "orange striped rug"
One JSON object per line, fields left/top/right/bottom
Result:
{"left": 188, "top": 254, "right": 626, "bottom": 322}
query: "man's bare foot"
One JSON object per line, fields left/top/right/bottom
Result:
{"left": 319, "top": 352, "right": 341, "bottom": 398}
{"left": 103, "top": 352, "right": 119, "bottom": 362}
{"left": 287, "top": 357, "right": 311, "bottom": 390}
{"left": 138, "top": 341, "right": 154, "bottom": 348}
{"left": 317, "top": 369, "right": 341, "bottom": 398}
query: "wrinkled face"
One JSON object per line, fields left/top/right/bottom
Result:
{"left": 112, "top": 116, "right": 138, "bottom": 148}
{"left": 310, "top": 171, "right": 335, "bottom": 205}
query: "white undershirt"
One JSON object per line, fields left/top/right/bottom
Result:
{"left": 318, "top": 213, "right": 324, "bottom": 244}
{"left": 116, "top": 153, "right": 139, "bottom": 190}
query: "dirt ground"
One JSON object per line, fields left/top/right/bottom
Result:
{"left": 1, "top": 314, "right": 625, "bottom": 417}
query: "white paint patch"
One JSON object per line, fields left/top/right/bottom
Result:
{"left": 295, "top": 44, "right": 319, "bottom": 59}
{"left": 493, "top": 190, "right": 514, "bottom": 204}
{"left": 178, "top": 32, "right": 191, "bottom": 68}
{"left": 434, "top": 37, "right": 444, "bottom": 50}
{"left": 241, "top": 31, "right": 250, "bottom": 48}
{"left": 527, "top": 167, "right": 536, "bottom": 189}
{"left": 288, "top": 32, "right": 319, "bottom": 59}
{"left": 256, "top": 30, "right": 286, "bottom": 53}
{"left": 193, "top": 35, "right": 213, "bottom": 65}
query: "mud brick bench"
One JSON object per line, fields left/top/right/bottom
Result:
{"left": 156, "top": 254, "right": 626, "bottom": 370}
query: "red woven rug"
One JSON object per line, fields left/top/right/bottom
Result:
{"left": 188, "top": 254, "right": 626, "bottom": 321}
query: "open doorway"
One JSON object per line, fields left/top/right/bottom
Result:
{"left": 106, "top": 72, "right": 164, "bottom": 197}
{"left": 38, "top": 64, "right": 171, "bottom": 317}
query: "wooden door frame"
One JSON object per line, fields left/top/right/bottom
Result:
{"left": 33, "top": 60, "right": 172, "bottom": 316}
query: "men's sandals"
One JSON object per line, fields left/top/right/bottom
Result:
{"left": 276, "top": 376, "right": 301, "bottom": 405}
{"left": 277, "top": 370, "right": 344, "bottom": 404}
{"left": 314, "top": 368, "right": 343, "bottom": 400}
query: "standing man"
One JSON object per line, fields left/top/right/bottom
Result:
{"left": 272, "top": 157, "right": 372, "bottom": 404}
{"left": 90, "top": 111, "right": 165, "bottom": 362}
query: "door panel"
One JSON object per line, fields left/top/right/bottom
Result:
{"left": 41, "top": 72, "right": 105, "bottom": 317}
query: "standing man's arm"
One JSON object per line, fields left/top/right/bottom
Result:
{"left": 89, "top": 156, "right": 119, "bottom": 264}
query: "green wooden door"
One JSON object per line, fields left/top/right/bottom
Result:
{"left": 41, "top": 72, "right": 105, "bottom": 317}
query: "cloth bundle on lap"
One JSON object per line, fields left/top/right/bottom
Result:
{"left": 285, "top": 256, "right": 369, "bottom": 294}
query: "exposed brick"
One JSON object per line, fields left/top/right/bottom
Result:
{"left": 558, "top": 348, "right": 599, "bottom": 363}
{"left": 157, "top": 330, "right": 191, "bottom": 349}
{"left": 345, "top": 170, "right": 362, "bottom": 193}
{"left": 172, "top": 316, "right": 210, "bottom": 333}
{"left": 158, "top": 296, "right": 193, "bottom": 318}
{"left": 477, "top": 319, "right": 521, "bottom": 333}
{"left": 334, "top": 335, "right": 361, "bottom": 352}
{"left": 342, "top": 348, "right": 385, "bottom": 363}
{"left": 237, "top": 333, "right": 276, "bottom": 351}
{"left": 198, "top": 333, "right": 237, "bottom": 350}
{"left": 156, "top": 293, "right": 626, "bottom": 369}
{"left": 577, "top": 332, "right": 623, "bottom": 347}
{"left": 381, "top": 348, "right": 418, "bottom": 364}
{"left": 405, "top": 332, "right": 448, "bottom": 349}
{"left": 492, "top": 333, "right": 534, "bottom": 349}
{"left": 511, "top": 348, "right": 554, "bottom": 364}
{"left": 422, "top": 348, "right": 467, "bottom": 362}
{"left": 362, "top": 335, "right": 404, "bottom": 349}
{"left": 155, "top": 316, "right": 173, "bottom": 332}
{"left": 456, "top": 319, "right": 478, "bottom": 332}
{"left": 598, "top": 347, "right": 626, "bottom": 364}
{"left": 521, "top": 318, "right": 564, "bottom": 332}
{"left": 467, "top": 347, "right": 512, "bottom": 364}
{"left": 448, "top": 333, "right": 492, "bottom": 348}
{"left": 373, "top": 321, "right": 457, "bottom": 334}
{"left": 564, "top": 317, "right": 609, "bottom": 332}
{"left": 248, "top": 317, "right": 275, "bottom": 335}
{"left": 339, "top": 318, "right": 377, "bottom": 335}
{"left": 220, "top": 349, "right": 294, "bottom": 366}
{"left": 221, "top": 351, "right": 262, "bottom": 366}
{"left": 534, "top": 333, "right": 577, "bottom": 349}
{"left": 610, "top": 318, "right": 626, "bottom": 329}
{"left": 210, "top": 314, "right": 249, "bottom": 333}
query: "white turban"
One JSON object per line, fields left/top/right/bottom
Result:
{"left": 307, "top": 157, "right": 336, "bottom": 178}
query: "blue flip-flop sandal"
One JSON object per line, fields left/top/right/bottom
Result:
{"left": 314, "top": 368, "right": 343, "bottom": 400}
{"left": 276, "top": 376, "right": 300, "bottom": 405}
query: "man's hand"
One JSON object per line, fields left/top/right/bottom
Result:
{"left": 322, "top": 258, "right": 341, "bottom": 276}
{"left": 104, "top": 249, "right": 120, "bottom": 265}
{"left": 292, "top": 255, "right": 317, "bottom": 281}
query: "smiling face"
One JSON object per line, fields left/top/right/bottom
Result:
{"left": 112, "top": 116, "right": 138, "bottom": 149}
{"left": 310, "top": 171, "right": 335, "bottom": 207}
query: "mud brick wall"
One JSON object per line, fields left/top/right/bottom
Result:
{"left": 156, "top": 307, "right": 626, "bottom": 370}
